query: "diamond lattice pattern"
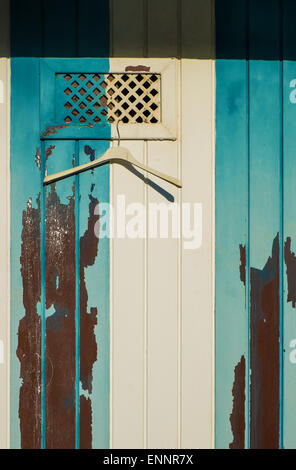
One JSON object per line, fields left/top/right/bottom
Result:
{"left": 58, "top": 73, "right": 161, "bottom": 125}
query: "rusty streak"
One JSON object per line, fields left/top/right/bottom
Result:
{"left": 18, "top": 195, "right": 41, "bottom": 449}
{"left": 45, "top": 145, "right": 56, "bottom": 161}
{"left": 284, "top": 237, "right": 296, "bottom": 308}
{"left": 42, "top": 122, "right": 93, "bottom": 137}
{"left": 125, "top": 65, "right": 151, "bottom": 72}
{"left": 79, "top": 195, "right": 100, "bottom": 449}
{"left": 45, "top": 183, "right": 76, "bottom": 449}
{"left": 239, "top": 244, "right": 246, "bottom": 286}
{"left": 250, "top": 234, "right": 280, "bottom": 449}
{"left": 18, "top": 180, "right": 100, "bottom": 448}
{"left": 229, "top": 355, "right": 245, "bottom": 449}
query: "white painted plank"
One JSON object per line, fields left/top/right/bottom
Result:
{"left": 111, "top": 140, "right": 146, "bottom": 449}
{"left": 146, "top": 141, "right": 179, "bottom": 448}
{"left": 181, "top": 59, "right": 215, "bottom": 449}
{"left": 111, "top": 0, "right": 145, "bottom": 57}
{"left": 0, "top": 58, "right": 10, "bottom": 449}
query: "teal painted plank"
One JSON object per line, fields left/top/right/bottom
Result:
{"left": 44, "top": 140, "right": 77, "bottom": 448}
{"left": 215, "top": 59, "right": 249, "bottom": 449}
{"left": 248, "top": 0, "right": 282, "bottom": 449}
{"left": 282, "top": 1, "right": 296, "bottom": 449}
{"left": 282, "top": 59, "right": 296, "bottom": 450}
{"left": 78, "top": 141, "right": 110, "bottom": 449}
{"left": 10, "top": 58, "right": 42, "bottom": 448}
{"left": 248, "top": 59, "right": 282, "bottom": 449}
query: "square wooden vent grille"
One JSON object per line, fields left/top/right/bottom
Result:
{"left": 56, "top": 73, "right": 161, "bottom": 125}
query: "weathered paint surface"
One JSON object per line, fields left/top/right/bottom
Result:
{"left": 18, "top": 197, "right": 41, "bottom": 449}
{"left": 229, "top": 355, "right": 245, "bottom": 449}
{"left": 45, "top": 182, "right": 76, "bottom": 449}
{"left": 11, "top": 58, "right": 110, "bottom": 449}
{"left": 250, "top": 235, "right": 280, "bottom": 449}
{"left": 215, "top": 0, "right": 285, "bottom": 449}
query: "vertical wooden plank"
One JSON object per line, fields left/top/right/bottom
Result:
{"left": 181, "top": 59, "right": 214, "bottom": 449}
{"left": 215, "top": 0, "right": 248, "bottom": 60}
{"left": 0, "top": 0, "right": 10, "bottom": 57}
{"left": 248, "top": 0, "right": 281, "bottom": 449}
{"left": 111, "top": 140, "right": 146, "bottom": 448}
{"left": 43, "top": 0, "right": 77, "bottom": 57}
{"left": 181, "top": 0, "right": 214, "bottom": 59}
{"left": 0, "top": 56, "right": 10, "bottom": 449}
{"left": 282, "top": 0, "right": 296, "bottom": 450}
{"left": 10, "top": 0, "right": 43, "bottom": 57}
{"left": 146, "top": 141, "right": 179, "bottom": 449}
{"left": 215, "top": 0, "right": 248, "bottom": 449}
{"left": 215, "top": 56, "right": 248, "bottom": 449}
{"left": 147, "top": 0, "right": 179, "bottom": 57}
{"left": 44, "top": 140, "right": 76, "bottom": 449}
{"left": 78, "top": 0, "right": 110, "bottom": 57}
{"left": 111, "top": 0, "right": 145, "bottom": 57}
{"left": 215, "top": 3, "right": 249, "bottom": 449}
{"left": 78, "top": 141, "right": 110, "bottom": 449}
{"left": 10, "top": 58, "right": 41, "bottom": 449}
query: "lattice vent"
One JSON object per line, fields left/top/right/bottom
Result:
{"left": 57, "top": 73, "right": 161, "bottom": 125}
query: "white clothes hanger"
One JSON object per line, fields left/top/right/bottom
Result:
{"left": 44, "top": 146, "right": 182, "bottom": 187}
{"left": 44, "top": 121, "right": 182, "bottom": 188}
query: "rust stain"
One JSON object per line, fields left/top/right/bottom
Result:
{"left": 42, "top": 122, "right": 93, "bottom": 137}
{"left": 45, "top": 145, "right": 56, "bottom": 161}
{"left": 284, "top": 237, "right": 296, "bottom": 308}
{"left": 250, "top": 234, "right": 280, "bottom": 449}
{"left": 45, "top": 183, "right": 76, "bottom": 449}
{"left": 125, "top": 65, "right": 151, "bottom": 72}
{"left": 239, "top": 244, "right": 246, "bottom": 286}
{"left": 229, "top": 355, "right": 245, "bottom": 449}
{"left": 18, "top": 160, "right": 100, "bottom": 448}
{"left": 79, "top": 194, "right": 100, "bottom": 449}
{"left": 18, "top": 195, "right": 41, "bottom": 449}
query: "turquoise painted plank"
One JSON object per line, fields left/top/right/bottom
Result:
{"left": 10, "top": 58, "right": 41, "bottom": 448}
{"left": 282, "top": 1, "right": 296, "bottom": 449}
{"left": 215, "top": 59, "right": 249, "bottom": 449}
{"left": 248, "top": 59, "right": 282, "bottom": 449}
{"left": 44, "top": 140, "right": 77, "bottom": 448}
{"left": 282, "top": 58, "right": 296, "bottom": 450}
{"left": 78, "top": 141, "right": 110, "bottom": 449}
{"left": 248, "top": 0, "right": 282, "bottom": 449}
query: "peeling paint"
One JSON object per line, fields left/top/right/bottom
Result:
{"left": 239, "top": 244, "right": 246, "bottom": 286}
{"left": 284, "top": 237, "right": 296, "bottom": 308}
{"left": 45, "top": 145, "right": 56, "bottom": 161}
{"left": 229, "top": 355, "right": 245, "bottom": 449}
{"left": 79, "top": 194, "right": 100, "bottom": 449}
{"left": 250, "top": 234, "right": 280, "bottom": 449}
{"left": 44, "top": 183, "right": 76, "bottom": 449}
{"left": 18, "top": 195, "right": 41, "bottom": 449}
{"left": 125, "top": 65, "right": 151, "bottom": 72}
{"left": 35, "top": 147, "right": 41, "bottom": 170}
{"left": 41, "top": 122, "right": 93, "bottom": 137}
{"left": 18, "top": 181, "right": 100, "bottom": 448}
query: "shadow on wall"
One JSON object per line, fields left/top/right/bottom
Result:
{"left": 3, "top": 0, "right": 215, "bottom": 59}
{"left": 2, "top": 0, "right": 296, "bottom": 60}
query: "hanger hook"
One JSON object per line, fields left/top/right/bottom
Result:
{"left": 116, "top": 119, "right": 122, "bottom": 147}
